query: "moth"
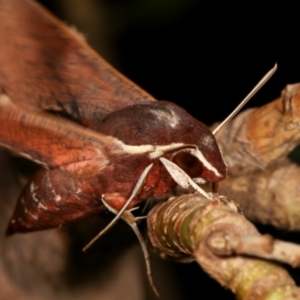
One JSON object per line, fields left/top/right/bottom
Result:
{"left": 0, "top": 0, "right": 275, "bottom": 239}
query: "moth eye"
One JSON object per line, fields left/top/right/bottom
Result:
{"left": 172, "top": 151, "right": 203, "bottom": 178}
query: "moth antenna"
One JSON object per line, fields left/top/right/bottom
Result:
{"left": 129, "top": 221, "right": 160, "bottom": 297}
{"left": 212, "top": 63, "right": 278, "bottom": 135}
{"left": 94, "top": 197, "right": 160, "bottom": 296}
{"left": 83, "top": 163, "right": 153, "bottom": 251}
{"left": 159, "top": 157, "right": 211, "bottom": 199}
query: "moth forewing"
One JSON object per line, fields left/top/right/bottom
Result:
{"left": 0, "top": 101, "right": 117, "bottom": 171}
{"left": 0, "top": 0, "right": 156, "bottom": 124}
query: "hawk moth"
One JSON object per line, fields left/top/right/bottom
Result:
{"left": 0, "top": 0, "right": 245, "bottom": 235}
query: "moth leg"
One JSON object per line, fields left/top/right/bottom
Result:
{"left": 141, "top": 197, "right": 152, "bottom": 214}
{"left": 99, "top": 197, "right": 160, "bottom": 297}
{"left": 83, "top": 163, "right": 153, "bottom": 251}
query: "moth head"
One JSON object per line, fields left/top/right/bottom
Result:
{"left": 96, "top": 100, "right": 227, "bottom": 185}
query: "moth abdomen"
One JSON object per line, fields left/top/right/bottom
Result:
{"left": 6, "top": 168, "right": 106, "bottom": 234}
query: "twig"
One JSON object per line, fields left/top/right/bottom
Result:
{"left": 147, "top": 194, "right": 300, "bottom": 299}
{"left": 214, "top": 83, "right": 300, "bottom": 231}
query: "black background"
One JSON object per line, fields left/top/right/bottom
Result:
{"left": 36, "top": 1, "right": 300, "bottom": 299}
{"left": 38, "top": 0, "right": 299, "bottom": 126}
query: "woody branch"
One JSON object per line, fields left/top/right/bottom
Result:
{"left": 215, "top": 83, "right": 300, "bottom": 231}
{"left": 147, "top": 194, "right": 300, "bottom": 299}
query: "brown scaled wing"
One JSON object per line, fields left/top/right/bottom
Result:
{"left": 0, "top": 0, "right": 156, "bottom": 125}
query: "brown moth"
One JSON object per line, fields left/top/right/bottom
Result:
{"left": 0, "top": 0, "right": 275, "bottom": 238}
{"left": 0, "top": 0, "right": 227, "bottom": 235}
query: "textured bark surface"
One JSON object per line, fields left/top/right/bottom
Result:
{"left": 216, "top": 84, "right": 300, "bottom": 230}
{"left": 148, "top": 194, "right": 300, "bottom": 299}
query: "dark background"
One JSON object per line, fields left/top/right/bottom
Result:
{"left": 38, "top": 0, "right": 298, "bottom": 126}
{"left": 36, "top": 1, "right": 300, "bottom": 299}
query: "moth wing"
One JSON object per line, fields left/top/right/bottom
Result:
{"left": 0, "top": 0, "right": 156, "bottom": 125}
{"left": 0, "top": 96, "right": 121, "bottom": 174}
